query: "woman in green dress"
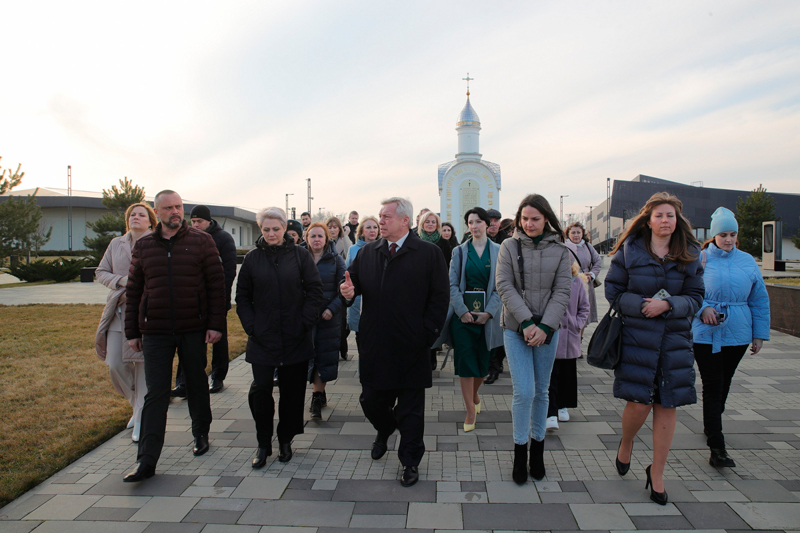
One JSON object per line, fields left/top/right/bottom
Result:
{"left": 446, "top": 207, "right": 504, "bottom": 432}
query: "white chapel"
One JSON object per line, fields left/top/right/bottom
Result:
{"left": 438, "top": 84, "right": 501, "bottom": 237}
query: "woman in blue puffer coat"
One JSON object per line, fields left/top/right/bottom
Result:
{"left": 692, "top": 207, "right": 770, "bottom": 469}
{"left": 605, "top": 192, "right": 705, "bottom": 505}
{"left": 305, "top": 222, "right": 346, "bottom": 421}
{"left": 346, "top": 216, "right": 380, "bottom": 354}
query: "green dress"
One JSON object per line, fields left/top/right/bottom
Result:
{"left": 450, "top": 242, "right": 492, "bottom": 377}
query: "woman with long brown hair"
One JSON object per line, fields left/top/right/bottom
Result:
{"left": 605, "top": 192, "right": 704, "bottom": 505}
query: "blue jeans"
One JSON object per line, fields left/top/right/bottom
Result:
{"left": 504, "top": 328, "right": 559, "bottom": 444}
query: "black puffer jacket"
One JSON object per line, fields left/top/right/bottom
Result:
{"left": 236, "top": 236, "right": 324, "bottom": 367}
{"left": 311, "top": 244, "right": 346, "bottom": 382}
{"left": 605, "top": 236, "right": 704, "bottom": 408}
{"left": 125, "top": 221, "right": 225, "bottom": 338}
{"left": 206, "top": 219, "right": 237, "bottom": 310}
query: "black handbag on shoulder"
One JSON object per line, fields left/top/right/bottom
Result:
{"left": 587, "top": 296, "right": 624, "bottom": 370}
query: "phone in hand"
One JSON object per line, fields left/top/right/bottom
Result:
{"left": 717, "top": 312, "right": 726, "bottom": 323}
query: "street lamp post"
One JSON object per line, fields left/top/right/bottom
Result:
{"left": 285, "top": 193, "right": 294, "bottom": 216}
{"left": 586, "top": 205, "right": 594, "bottom": 242}
{"left": 560, "top": 195, "right": 569, "bottom": 227}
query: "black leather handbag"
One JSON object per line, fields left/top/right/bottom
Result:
{"left": 587, "top": 297, "right": 624, "bottom": 370}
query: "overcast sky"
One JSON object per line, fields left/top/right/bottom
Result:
{"left": 2, "top": 0, "right": 799, "bottom": 222}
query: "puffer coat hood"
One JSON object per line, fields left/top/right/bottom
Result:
{"left": 605, "top": 236, "right": 704, "bottom": 408}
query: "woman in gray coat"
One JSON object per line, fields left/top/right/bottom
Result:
{"left": 496, "top": 194, "right": 572, "bottom": 484}
{"left": 442, "top": 208, "right": 503, "bottom": 432}
{"left": 605, "top": 192, "right": 704, "bottom": 505}
{"left": 565, "top": 221, "right": 602, "bottom": 323}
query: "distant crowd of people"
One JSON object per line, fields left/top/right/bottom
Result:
{"left": 95, "top": 189, "right": 770, "bottom": 502}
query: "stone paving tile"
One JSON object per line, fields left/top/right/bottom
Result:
{"left": 331, "top": 480, "right": 436, "bottom": 502}
{"left": 0, "top": 522, "right": 41, "bottom": 532}
{"left": 630, "top": 514, "right": 694, "bottom": 530}
{"left": 281, "top": 489, "right": 335, "bottom": 501}
{"left": 540, "top": 492, "right": 594, "bottom": 503}
{"left": 730, "top": 479, "right": 800, "bottom": 502}
{"left": 436, "top": 491, "right": 488, "bottom": 503}
{"left": 485, "top": 481, "right": 540, "bottom": 503}
{"left": 23, "top": 494, "right": 101, "bottom": 521}
{"left": 200, "top": 526, "right": 261, "bottom": 533}
{"left": 182, "top": 509, "right": 242, "bottom": 524}
{"left": 675, "top": 502, "right": 751, "bottom": 529}
{"left": 129, "top": 496, "right": 199, "bottom": 522}
{"left": 349, "top": 514, "right": 408, "bottom": 528}
{"left": 25, "top": 522, "right": 149, "bottom": 533}
{"left": 239, "top": 500, "right": 355, "bottom": 527}
{"left": 0, "top": 494, "right": 55, "bottom": 520}
{"left": 571, "top": 503, "right": 636, "bottom": 530}
{"left": 142, "top": 524, "right": 204, "bottom": 533}
{"left": 75, "top": 506, "right": 138, "bottom": 521}
{"left": 462, "top": 503, "right": 578, "bottom": 530}
{"left": 352, "top": 502, "right": 408, "bottom": 515}
{"left": 621, "top": 502, "right": 682, "bottom": 516}
{"left": 729, "top": 502, "right": 800, "bottom": 530}
{"left": 85, "top": 475, "right": 197, "bottom": 497}
{"left": 406, "top": 502, "right": 463, "bottom": 529}
{"left": 229, "top": 478, "right": 290, "bottom": 499}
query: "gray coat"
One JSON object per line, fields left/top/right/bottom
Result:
{"left": 434, "top": 240, "right": 503, "bottom": 350}
{"left": 496, "top": 230, "right": 572, "bottom": 333}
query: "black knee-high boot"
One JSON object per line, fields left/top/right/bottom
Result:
{"left": 530, "top": 438, "right": 545, "bottom": 480}
{"left": 513, "top": 443, "right": 528, "bottom": 484}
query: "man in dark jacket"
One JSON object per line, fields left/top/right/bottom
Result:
{"left": 123, "top": 190, "right": 226, "bottom": 482}
{"left": 484, "top": 208, "right": 508, "bottom": 384}
{"left": 171, "top": 205, "right": 237, "bottom": 396}
{"left": 340, "top": 197, "right": 449, "bottom": 487}
{"left": 344, "top": 210, "right": 359, "bottom": 245}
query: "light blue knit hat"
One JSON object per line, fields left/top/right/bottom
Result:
{"left": 710, "top": 207, "right": 738, "bottom": 236}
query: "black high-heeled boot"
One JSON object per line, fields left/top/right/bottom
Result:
{"left": 645, "top": 465, "right": 668, "bottom": 505}
{"left": 513, "top": 443, "right": 528, "bottom": 484}
{"left": 529, "top": 438, "right": 545, "bottom": 481}
{"left": 615, "top": 439, "right": 633, "bottom": 476}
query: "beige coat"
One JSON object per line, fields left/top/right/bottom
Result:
{"left": 95, "top": 231, "right": 150, "bottom": 363}
{"left": 495, "top": 229, "right": 572, "bottom": 332}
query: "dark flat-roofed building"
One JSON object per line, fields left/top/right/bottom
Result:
{"left": 588, "top": 175, "right": 800, "bottom": 260}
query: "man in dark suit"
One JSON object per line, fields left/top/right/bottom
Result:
{"left": 340, "top": 197, "right": 449, "bottom": 487}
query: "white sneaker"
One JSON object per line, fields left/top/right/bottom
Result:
{"left": 558, "top": 408, "right": 570, "bottom": 422}
{"left": 546, "top": 416, "right": 559, "bottom": 430}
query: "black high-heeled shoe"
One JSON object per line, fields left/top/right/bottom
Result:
{"left": 645, "top": 465, "right": 668, "bottom": 505}
{"left": 615, "top": 440, "right": 633, "bottom": 476}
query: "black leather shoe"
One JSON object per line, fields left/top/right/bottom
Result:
{"left": 170, "top": 384, "right": 187, "bottom": 398}
{"left": 484, "top": 372, "right": 499, "bottom": 385}
{"left": 252, "top": 447, "right": 271, "bottom": 468}
{"left": 615, "top": 439, "right": 633, "bottom": 476}
{"left": 400, "top": 466, "right": 419, "bottom": 487}
{"left": 209, "top": 379, "right": 224, "bottom": 394}
{"left": 645, "top": 465, "right": 668, "bottom": 505}
{"left": 371, "top": 432, "right": 390, "bottom": 460}
{"left": 123, "top": 462, "right": 155, "bottom": 482}
{"left": 193, "top": 435, "right": 209, "bottom": 456}
{"left": 340, "top": 351, "right": 348, "bottom": 360}
{"left": 278, "top": 442, "right": 293, "bottom": 462}
{"left": 709, "top": 448, "right": 736, "bottom": 468}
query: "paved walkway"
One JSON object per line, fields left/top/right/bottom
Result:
{"left": 2, "top": 268, "right": 800, "bottom": 532}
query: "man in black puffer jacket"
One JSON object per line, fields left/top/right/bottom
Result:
{"left": 172, "top": 205, "right": 237, "bottom": 396}
{"left": 123, "top": 190, "right": 226, "bottom": 483}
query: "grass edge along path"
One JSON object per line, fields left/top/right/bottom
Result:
{"left": 0, "top": 303, "right": 247, "bottom": 507}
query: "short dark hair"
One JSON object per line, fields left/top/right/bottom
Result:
{"left": 464, "top": 206, "right": 491, "bottom": 227}
{"left": 301, "top": 211, "right": 311, "bottom": 218}
{"left": 154, "top": 189, "right": 179, "bottom": 208}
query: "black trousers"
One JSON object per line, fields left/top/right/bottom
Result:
{"left": 249, "top": 361, "right": 308, "bottom": 448}
{"left": 360, "top": 384, "right": 426, "bottom": 467}
{"left": 340, "top": 313, "right": 349, "bottom": 357}
{"left": 175, "top": 312, "right": 229, "bottom": 386}
{"left": 547, "top": 358, "right": 578, "bottom": 417}
{"left": 693, "top": 343, "right": 748, "bottom": 449}
{"left": 488, "top": 345, "right": 506, "bottom": 374}
{"left": 138, "top": 331, "right": 211, "bottom": 467}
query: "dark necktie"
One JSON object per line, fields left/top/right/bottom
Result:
{"left": 389, "top": 243, "right": 398, "bottom": 258}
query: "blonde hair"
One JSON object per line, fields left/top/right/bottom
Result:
{"left": 256, "top": 207, "right": 287, "bottom": 228}
{"left": 124, "top": 202, "right": 158, "bottom": 232}
{"left": 418, "top": 210, "right": 441, "bottom": 232}
{"left": 356, "top": 216, "right": 379, "bottom": 239}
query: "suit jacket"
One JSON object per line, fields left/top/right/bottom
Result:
{"left": 345, "top": 231, "right": 449, "bottom": 390}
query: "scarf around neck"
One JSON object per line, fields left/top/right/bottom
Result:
{"left": 420, "top": 229, "right": 440, "bottom": 243}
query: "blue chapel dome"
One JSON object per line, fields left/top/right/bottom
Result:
{"left": 457, "top": 97, "right": 480, "bottom": 127}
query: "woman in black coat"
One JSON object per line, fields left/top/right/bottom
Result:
{"left": 236, "top": 207, "right": 324, "bottom": 469}
{"left": 305, "top": 222, "right": 346, "bottom": 420}
{"left": 605, "top": 192, "right": 704, "bottom": 505}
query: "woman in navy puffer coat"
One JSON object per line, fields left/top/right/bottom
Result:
{"left": 605, "top": 192, "right": 704, "bottom": 505}
{"left": 305, "top": 222, "right": 346, "bottom": 420}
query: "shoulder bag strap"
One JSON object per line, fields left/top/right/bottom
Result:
{"left": 515, "top": 238, "right": 525, "bottom": 298}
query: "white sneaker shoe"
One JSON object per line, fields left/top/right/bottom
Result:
{"left": 546, "top": 416, "right": 559, "bottom": 430}
{"left": 558, "top": 408, "right": 570, "bottom": 422}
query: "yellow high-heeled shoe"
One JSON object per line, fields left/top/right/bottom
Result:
{"left": 475, "top": 401, "right": 482, "bottom": 414}
{"left": 463, "top": 421, "right": 476, "bottom": 432}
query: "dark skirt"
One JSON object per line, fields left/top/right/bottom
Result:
{"left": 450, "top": 316, "right": 490, "bottom": 378}
{"left": 548, "top": 358, "right": 578, "bottom": 414}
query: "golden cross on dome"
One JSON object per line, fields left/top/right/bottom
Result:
{"left": 462, "top": 73, "right": 474, "bottom": 96}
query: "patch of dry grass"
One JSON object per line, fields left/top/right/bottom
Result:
{"left": 764, "top": 277, "right": 800, "bottom": 287}
{"left": 0, "top": 304, "right": 247, "bottom": 507}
